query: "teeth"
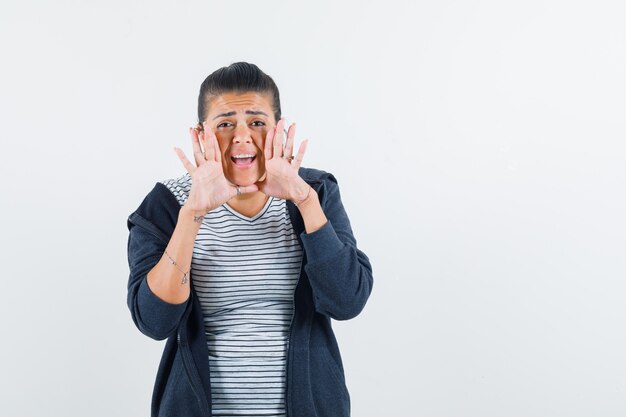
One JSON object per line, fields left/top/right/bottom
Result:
{"left": 232, "top": 154, "right": 255, "bottom": 159}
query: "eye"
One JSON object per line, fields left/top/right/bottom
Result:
{"left": 251, "top": 120, "right": 266, "bottom": 127}
{"left": 217, "top": 122, "right": 233, "bottom": 129}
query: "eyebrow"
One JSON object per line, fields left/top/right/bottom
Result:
{"left": 212, "top": 110, "right": 269, "bottom": 120}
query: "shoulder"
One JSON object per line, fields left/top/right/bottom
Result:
{"left": 160, "top": 172, "right": 192, "bottom": 206}
{"left": 126, "top": 173, "right": 188, "bottom": 238}
{"left": 298, "top": 167, "right": 338, "bottom": 185}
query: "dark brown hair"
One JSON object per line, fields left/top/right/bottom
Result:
{"left": 197, "top": 62, "right": 281, "bottom": 128}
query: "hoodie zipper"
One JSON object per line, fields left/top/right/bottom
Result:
{"left": 284, "top": 272, "right": 299, "bottom": 417}
{"left": 177, "top": 292, "right": 212, "bottom": 416}
{"left": 284, "top": 245, "right": 305, "bottom": 417}
{"left": 130, "top": 208, "right": 211, "bottom": 413}
{"left": 284, "top": 181, "right": 321, "bottom": 417}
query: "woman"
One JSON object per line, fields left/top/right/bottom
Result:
{"left": 126, "top": 62, "right": 373, "bottom": 417}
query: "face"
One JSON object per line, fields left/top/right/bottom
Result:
{"left": 201, "top": 92, "right": 276, "bottom": 187}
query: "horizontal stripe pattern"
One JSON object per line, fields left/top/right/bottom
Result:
{"left": 161, "top": 174, "right": 302, "bottom": 416}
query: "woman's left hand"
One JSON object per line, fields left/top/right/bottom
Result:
{"left": 256, "top": 118, "right": 311, "bottom": 203}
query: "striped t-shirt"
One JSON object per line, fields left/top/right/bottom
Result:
{"left": 161, "top": 173, "right": 303, "bottom": 416}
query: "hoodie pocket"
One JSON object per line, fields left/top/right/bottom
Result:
{"left": 158, "top": 350, "right": 203, "bottom": 417}
{"left": 310, "top": 347, "right": 350, "bottom": 417}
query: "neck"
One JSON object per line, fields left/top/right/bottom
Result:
{"left": 227, "top": 191, "right": 269, "bottom": 217}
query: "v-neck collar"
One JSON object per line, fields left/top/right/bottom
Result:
{"left": 222, "top": 196, "right": 275, "bottom": 222}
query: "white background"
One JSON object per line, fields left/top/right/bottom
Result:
{"left": 1, "top": 1, "right": 625, "bottom": 416}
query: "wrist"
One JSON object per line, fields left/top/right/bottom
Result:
{"left": 294, "top": 188, "right": 326, "bottom": 233}
{"left": 292, "top": 185, "right": 313, "bottom": 206}
{"left": 294, "top": 186, "right": 317, "bottom": 208}
{"left": 179, "top": 205, "right": 206, "bottom": 226}
{"left": 290, "top": 177, "right": 311, "bottom": 203}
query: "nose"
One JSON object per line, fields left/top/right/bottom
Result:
{"left": 232, "top": 123, "right": 252, "bottom": 144}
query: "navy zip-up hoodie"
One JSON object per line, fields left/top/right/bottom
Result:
{"left": 126, "top": 167, "right": 374, "bottom": 417}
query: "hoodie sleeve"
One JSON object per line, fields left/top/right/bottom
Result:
{"left": 127, "top": 224, "right": 188, "bottom": 340}
{"left": 299, "top": 178, "right": 374, "bottom": 320}
{"left": 126, "top": 183, "right": 189, "bottom": 341}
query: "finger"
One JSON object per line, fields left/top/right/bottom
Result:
{"left": 228, "top": 183, "right": 259, "bottom": 200}
{"left": 174, "top": 147, "right": 196, "bottom": 175}
{"left": 210, "top": 129, "right": 222, "bottom": 163}
{"left": 200, "top": 126, "right": 216, "bottom": 162}
{"left": 292, "top": 139, "right": 308, "bottom": 171}
{"left": 264, "top": 127, "right": 275, "bottom": 160}
{"left": 190, "top": 127, "right": 205, "bottom": 166}
{"left": 284, "top": 122, "right": 296, "bottom": 161}
{"left": 273, "top": 118, "right": 285, "bottom": 157}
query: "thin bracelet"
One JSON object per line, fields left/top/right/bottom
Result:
{"left": 294, "top": 187, "right": 313, "bottom": 206}
{"left": 164, "top": 250, "right": 189, "bottom": 285}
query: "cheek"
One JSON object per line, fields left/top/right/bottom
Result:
{"left": 213, "top": 135, "right": 229, "bottom": 152}
{"left": 255, "top": 132, "right": 267, "bottom": 150}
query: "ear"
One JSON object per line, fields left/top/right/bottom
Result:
{"left": 194, "top": 122, "right": 204, "bottom": 141}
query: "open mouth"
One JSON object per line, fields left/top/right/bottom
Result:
{"left": 231, "top": 153, "right": 257, "bottom": 166}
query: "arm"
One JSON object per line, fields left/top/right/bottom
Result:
{"left": 298, "top": 179, "right": 374, "bottom": 320}
{"left": 257, "top": 121, "right": 373, "bottom": 319}
{"left": 127, "top": 125, "right": 257, "bottom": 340}
{"left": 145, "top": 206, "right": 203, "bottom": 304}
{"left": 126, "top": 205, "right": 203, "bottom": 341}
{"left": 127, "top": 225, "right": 184, "bottom": 340}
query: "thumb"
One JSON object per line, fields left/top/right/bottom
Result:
{"left": 238, "top": 184, "right": 259, "bottom": 195}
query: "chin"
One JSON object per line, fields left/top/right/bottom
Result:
{"left": 228, "top": 171, "right": 265, "bottom": 187}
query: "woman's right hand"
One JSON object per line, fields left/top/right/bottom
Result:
{"left": 174, "top": 126, "right": 258, "bottom": 216}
